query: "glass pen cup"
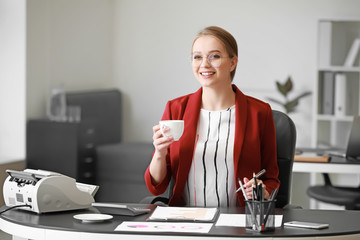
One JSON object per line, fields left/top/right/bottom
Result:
{"left": 245, "top": 199, "right": 276, "bottom": 232}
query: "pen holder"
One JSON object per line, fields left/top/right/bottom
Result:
{"left": 245, "top": 200, "right": 275, "bottom": 232}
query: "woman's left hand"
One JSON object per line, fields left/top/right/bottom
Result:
{"left": 243, "top": 177, "right": 270, "bottom": 199}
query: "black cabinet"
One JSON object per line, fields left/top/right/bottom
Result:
{"left": 26, "top": 119, "right": 96, "bottom": 184}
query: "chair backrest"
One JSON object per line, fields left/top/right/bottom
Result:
{"left": 272, "top": 110, "right": 296, "bottom": 208}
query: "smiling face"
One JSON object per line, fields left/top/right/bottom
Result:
{"left": 191, "top": 36, "right": 237, "bottom": 88}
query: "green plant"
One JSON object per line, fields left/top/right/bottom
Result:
{"left": 267, "top": 76, "right": 311, "bottom": 114}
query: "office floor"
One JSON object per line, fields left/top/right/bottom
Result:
{"left": 0, "top": 230, "right": 11, "bottom": 239}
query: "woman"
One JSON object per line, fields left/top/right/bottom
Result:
{"left": 145, "top": 26, "right": 279, "bottom": 207}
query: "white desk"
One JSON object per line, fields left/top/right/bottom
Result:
{"left": 1, "top": 205, "right": 360, "bottom": 240}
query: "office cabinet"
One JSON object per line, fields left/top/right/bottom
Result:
{"left": 26, "top": 119, "right": 96, "bottom": 184}
{"left": 314, "top": 19, "right": 360, "bottom": 149}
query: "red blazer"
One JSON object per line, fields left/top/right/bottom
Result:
{"left": 145, "top": 85, "right": 280, "bottom": 206}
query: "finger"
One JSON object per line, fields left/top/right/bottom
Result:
{"left": 243, "top": 177, "right": 254, "bottom": 188}
{"left": 154, "top": 136, "right": 174, "bottom": 149}
{"left": 154, "top": 143, "right": 171, "bottom": 153}
{"left": 153, "top": 124, "right": 160, "bottom": 133}
{"left": 245, "top": 188, "right": 253, "bottom": 199}
{"left": 153, "top": 129, "right": 163, "bottom": 140}
{"left": 245, "top": 185, "right": 253, "bottom": 193}
{"left": 244, "top": 184, "right": 253, "bottom": 197}
{"left": 264, "top": 190, "right": 270, "bottom": 199}
{"left": 153, "top": 126, "right": 170, "bottom": 140}
{"left": 154, "top": 143, "right": 170, "bottom": 153}
{"left": 243, "top": 177, "right": 257, "bottom": 199}
{"left": 243, "top": 177, "right": 249, "bottom": 186}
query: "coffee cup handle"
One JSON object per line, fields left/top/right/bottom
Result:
{"left": 160, "top": 124, "right": 166, "bottom": 137}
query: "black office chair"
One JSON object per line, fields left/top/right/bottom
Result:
{"left": 142, "top": 110, "right": 297, "bottom": 208}
{"left": 272, "top": 110, "right": 297, "bottom": 208}
{"left": 306, "top": 173, "right": 360, "bottom": 210}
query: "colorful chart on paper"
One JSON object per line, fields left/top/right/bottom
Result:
{"left": 115, "top": 221, "right": 213, "bottom": 233}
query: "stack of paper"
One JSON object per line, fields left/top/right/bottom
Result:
{"left": 148, "top": 206, "right": 218, "bottom": 222}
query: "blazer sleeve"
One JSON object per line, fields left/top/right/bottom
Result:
{"left": 261, "top": 105, "right": 280, "bottom": 194}
{"left": 144, "top": 101, "right": 173, "bottom": 196}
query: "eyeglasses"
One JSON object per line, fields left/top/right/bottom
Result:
{"left": 191, "top": 53, "right": 231, "bottom": 68}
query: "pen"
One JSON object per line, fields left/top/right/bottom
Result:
{"left": 259, "top": 183, "right": 265, "bottom": 230}
{"left": 269, "top": 187, "right": 278, "bottom": 201}
{"left": 264, "top": 188, "right": 278, "bottom": 225}
{"left": 255, "top": 169, "right": 266, "bottom": 179}
{"left": 253, "top": 172, "right": 258, "bottom": 200}
{"left": 236, "top": 179, "right": 248, "bottom": 200}
{"left": 237, "top": 178, "right": 259, "bottom": 229}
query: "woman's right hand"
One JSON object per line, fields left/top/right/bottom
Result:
{"left": 149, "top": 124, "right": 174, "bottom": 185}
{"left": 152, "top": 124, "right": 174, "bottom": 159}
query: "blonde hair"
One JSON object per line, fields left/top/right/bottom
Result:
{"left": 192, "top": 26, "right": 238, "bottom": 81}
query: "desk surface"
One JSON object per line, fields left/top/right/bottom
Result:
{"left": 293, "top": 160, "right": 360, "bottom": 174}
{"left": 1, "top": 204, "right": 360, "bottom": 240}
{"left": 293, "top": 150, "right": 360, "bottom": 174}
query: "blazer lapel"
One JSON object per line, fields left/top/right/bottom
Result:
{"left": 232, "top": 85, "right": 248, "bottom": 178}
{"left": 172, "top": 88, "right": 202, "bottom": 203}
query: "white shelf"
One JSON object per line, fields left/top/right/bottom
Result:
{"left": 314, "top": 19, "right": 360, "bottom": 149}
{"left": 318, "top": 66, "right": 360, "bottom": 72}
{"left": 317, "top": 114, "right": 354, "bottom": 122}
{"left": 320, "top": 18, "right": 360, "bottom": 22}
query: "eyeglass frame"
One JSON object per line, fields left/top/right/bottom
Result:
{"left": 191, "top": 52, "right": 233, "bottom": 68}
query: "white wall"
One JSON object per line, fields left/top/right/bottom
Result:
{"left": 26, "top": 0, "right": 114, "bottom": 119}
{"left": 110, "top": 1, "right": 360, "bottom": 209}
{"left": 14, "top": 0, "right": 360, "bottom": 209}
{"left": 0, "top": 0, "right": 26, "bottom": 164}
{"left": 112, "top": 0, "right": 360, "bottom": 147}
{"left": 26, "top": 0, "right": 360, "bottom": 147}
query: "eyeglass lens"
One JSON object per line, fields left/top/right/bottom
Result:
{"left": 192, "top": 53, "right": 222, "bottom": 67}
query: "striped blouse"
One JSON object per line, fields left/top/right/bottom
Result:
{"left": 183, "top": 105, "right": 236, "bottom": 207}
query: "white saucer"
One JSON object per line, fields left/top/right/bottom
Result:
{"left": 73, "top": 213, "right": 113, "bottom": 222}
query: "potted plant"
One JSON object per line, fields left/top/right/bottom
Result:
{"left": 267, "top": 76, "right": 311, "bottom": 114}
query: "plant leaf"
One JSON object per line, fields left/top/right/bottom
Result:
{"left": 276, "top": 81, "right": 287, "bottom": 97}
{"left": 284, "top": 76, "right": 293, "bottom": 93}
{"left": 292, "top": 91, "right": 312, "bottom": 101}
{"left": 285, "top": 99, "right": 299, "bottom": 113}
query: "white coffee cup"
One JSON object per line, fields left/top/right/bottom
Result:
{"left": 159, "top": 120, "right": 184, "bottom": 141}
